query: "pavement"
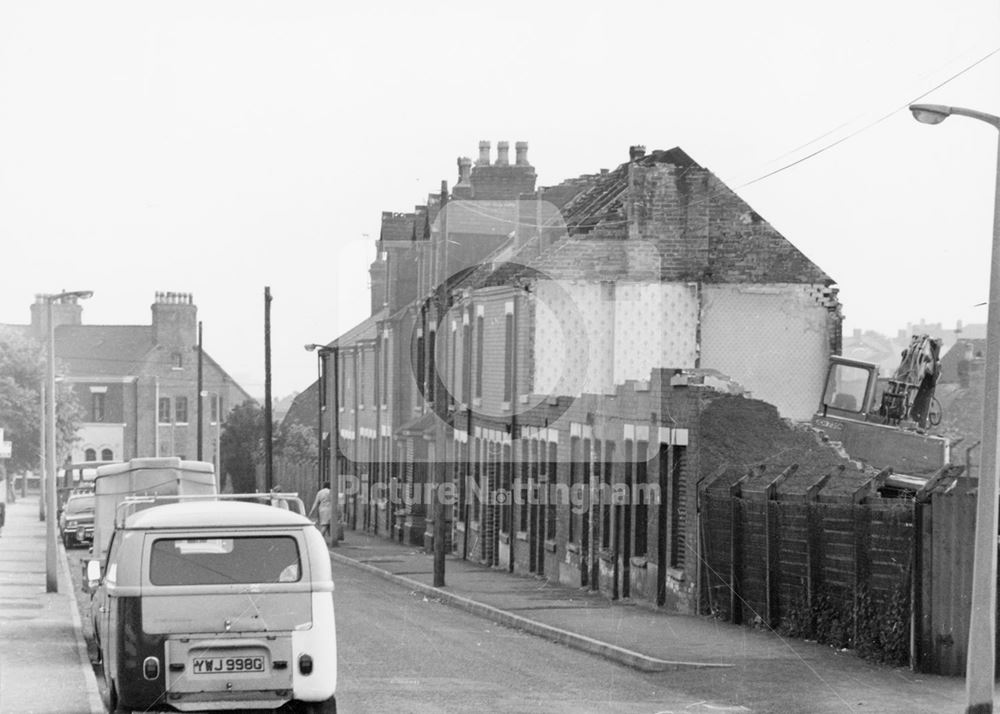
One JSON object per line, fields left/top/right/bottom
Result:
{"left": 0, "top": 494, "right": 102, "bottom": 714}
{"left": 330, "top": 530, "right": 989, "bottom": 713}
{"left": 0, "top": 492, "right": 993, "bottom": 713}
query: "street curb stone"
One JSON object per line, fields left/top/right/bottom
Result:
{"left": 60, "top": 541, "right": 104, "bottom": 714}
{"left": 329, "top": 550, "right": 732, "bottom": 673}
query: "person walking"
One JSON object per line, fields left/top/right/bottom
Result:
{"left": 309, "top": 481, "right": 333, "bottom": 539}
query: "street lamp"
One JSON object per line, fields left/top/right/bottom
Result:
{"left": 911, "top": 102, "right": 1000, "bottom": 713}
{"left": 41, "top": 289, "right": 93, "bottom": 593}
{"left": 305, "top": 343, "right": 337, "bottom": 546}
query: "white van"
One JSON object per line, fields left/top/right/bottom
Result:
{"left": 89, "top": 496, "right": 336, "bottom": 713}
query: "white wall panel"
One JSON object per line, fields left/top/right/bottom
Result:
{"left": 700, "top": 284, "right": 831, "bottom": 421}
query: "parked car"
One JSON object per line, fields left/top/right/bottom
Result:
{"left": 87, "top": 494, "right": 336, "bottom": 714}
{"left": 59, "top": 493, "right": 95, "bottom": 548}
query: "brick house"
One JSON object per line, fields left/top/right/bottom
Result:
{"left": 319, "top": 141, "right": 841, "bottom": 613}
{"left": 3, "top": 292, "right": 252, "bottom": 473}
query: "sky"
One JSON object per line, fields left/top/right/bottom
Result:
{"left": 1, "top": 1, "right": 998, "bottom": 399}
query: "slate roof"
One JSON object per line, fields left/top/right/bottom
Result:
{"left": 333, "top": 308, "right": 387, "bottom": 348}
{"left": 280, "top": 379, "right": 320, "bottom": 430}
{"left": 433, "top": 200, "right": 521, "bottom": 238}
{"left": 53, "top": 325, "right": 154, "bottom": 376}
{"left": 452, "top": 146, "right": 831, "bottom": 290}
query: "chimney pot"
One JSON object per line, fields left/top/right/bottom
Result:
{"left": 515, "top": 141, "right": 529, "bottom": 166}
{"left": 457, "top": 157, "right": 472, "bottom": 185}
{"left": 477, "top": 141, "right": 491, "bottom": 166}
{"left": 496, "top": 141, "right": 510, "bottom": 166}
{"left": 629, "top": 145, "right": 646, "bottom": 161}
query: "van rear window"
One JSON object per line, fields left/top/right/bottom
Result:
{"left": 150, "top": 536, "right": 301, "bottom": 585}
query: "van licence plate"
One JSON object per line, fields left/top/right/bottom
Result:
{"left": 191, "top": 656, "right": 265, "bottom": 674}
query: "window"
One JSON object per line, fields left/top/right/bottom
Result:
{"left": 822, "top": 363, "right": 870, "bottom": 413}
{"left": 359, "top": 350, "right": 366, "bottom": 408}
{"left": 172, "top": 352, "right": 183, "bottom": 369}
{"left": 450, "top": 326, "right": 457, "bottom": 407}
{"left": 158, "top": 397, "right": 171, "bottom": 423}
{"left": 461, "top": 318, "right": 472, "bottom": 404}
{"left": 210, "top": 395, "right": 219, "bottom": 423}
{"left": 382, "top": 337, "right": 389, "bottom": 407}
{"left": 426, "top": 329, "right": 435, "bottom": 404}
{"left": 84, "top": 448, "right": 96, "bottom": 461}
{"left": 150, "top": 536, "right": 301, "bottom": 586}
{"left": 91, "top": 392, "right": 105, "bottom": 422}
{"left": 503, "top": 312, "right": 513, "bottom": 402}
{"left": 175, "top": 396, "right": 188, "bottom": 424}
{"left": 474, "top": 314, "right": 484, "bottom": 400}
{"left": 339, "top": 359, "right": 346, "bottom": 405}
{"left": 416, "top": 334, "right": 425, "bottom": 400}
{"left": 101, "top": 448, "right": 114, "bottom": 461}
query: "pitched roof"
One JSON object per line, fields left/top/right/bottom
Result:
{"left": 54, "top": 325, "right": 154, "bottom": 376}
{"left": 433, "top": 200, "right": 521, "bottom": 238}
{"left": 280, "top": 379, "right": 319, "bottom": 430}
{"left": 458, "top": 146, "right": 831, "bottom": 288}
{"left": 333, "top": 307, "right": 387, "bottom": 348}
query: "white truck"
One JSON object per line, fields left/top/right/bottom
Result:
{"left": 90, "top": 456, "right": 217, "bottom": 562}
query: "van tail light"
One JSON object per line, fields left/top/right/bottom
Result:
{"left": 298, "top": 654, "right": 313, "bottom": 675}
{"left": 143, "top": 656, "right": 160, "bottom": 680}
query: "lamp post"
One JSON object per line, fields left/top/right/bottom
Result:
{"left": 41, "top": 289, "right": 93, "bottom": 593}
{"left": 911, "top": 102, "right": 1000, "bottom": 713}
{"left": 306, "top": 343, "right": 336, "bottom": 546}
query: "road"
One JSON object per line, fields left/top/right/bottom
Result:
{"left": 328, "top": 559, "right": 748, "bottom": 714}
{"left": 67, "top": 547, "right": 747, "bottom": 714}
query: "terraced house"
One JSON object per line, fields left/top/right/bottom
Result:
{"left": 312, "top": 141, "right": 841, "bottom": 613}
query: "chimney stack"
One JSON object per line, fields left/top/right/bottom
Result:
{"left": 453, "top": 157, "right": 474, "bottom": 199}
{"left": 495, "top": 141, "right": 510, "bottom": 166}
{"left": 515, "top": 141, "right": 529, "bottom": 166}
{"left": 477, "top": 141, "right": 491, "bottom": 166}
{"left": 152, "top": 291, "right": 197, "bottom": 347}
{"left": 629, "top": 145, "right": 646, "bottom": 161}
{"left": 457, "top": 157, "right": 472, "bottom": 184}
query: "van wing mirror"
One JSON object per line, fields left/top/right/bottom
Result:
{"left": 84, "top": 559, "right": 102, "bottom": 592}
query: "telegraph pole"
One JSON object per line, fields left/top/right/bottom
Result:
{"left": 196, "top": 321, "right": 203, "bottom": 461}
{"left": 264, "top": 287, "right": 274, "bottom": 491}
{"left": 38, "top": 380, "right": 44, "bottom": 517}
{"left": 433, "top": 180, "right": 449, "bottom": 587}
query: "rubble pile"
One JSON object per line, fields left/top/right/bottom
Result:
{"left": 698, "top": 393, "right": 868, "bottom": 495}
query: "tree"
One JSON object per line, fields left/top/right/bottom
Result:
{"left": 220, "top": 399, "right": 264, "bottom": 493}
{"left": 0, "top": 327, "right": 82, "bottom": 474}
{"left": 275, "top": 421, "right": 318, "bottom": 464}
